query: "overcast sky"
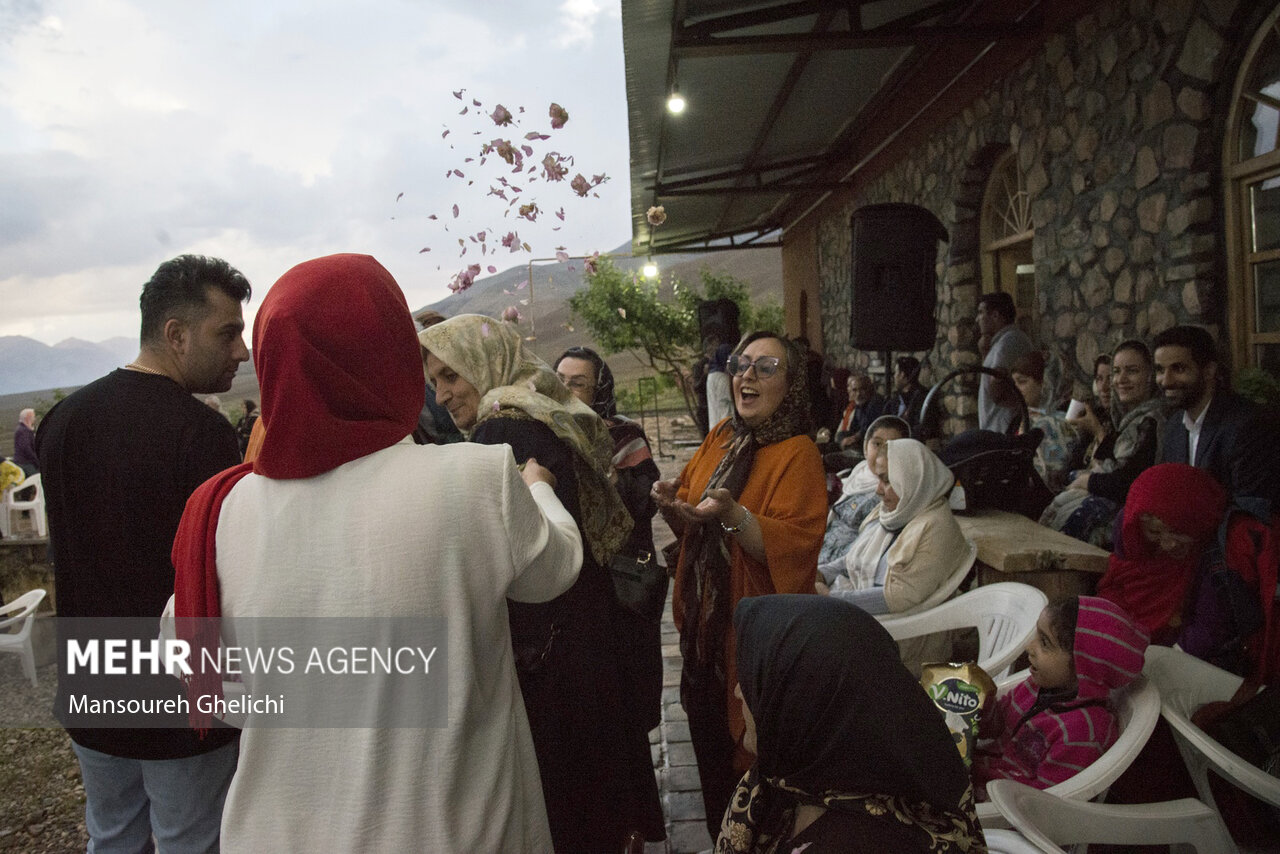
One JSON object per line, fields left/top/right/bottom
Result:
{"left": 0, "top": 0, "right": 631, "bottom": 346}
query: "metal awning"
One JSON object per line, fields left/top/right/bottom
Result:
{"left": 623, "top": 0, "right": 1052, "bottom": 255}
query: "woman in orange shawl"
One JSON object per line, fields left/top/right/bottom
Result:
{"left": 652, "top": 331, "right": 827, "bottom": 837}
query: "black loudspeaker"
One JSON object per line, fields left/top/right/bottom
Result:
{"left": 698, "top": 298, "right": 740, "bottom": 348}
{"left": 849, "top": 203, "right": 948, "bottom": 352}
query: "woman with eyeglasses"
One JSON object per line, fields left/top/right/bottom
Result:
{"left": 652, "top": 330, "right": 828, "bottom": 838}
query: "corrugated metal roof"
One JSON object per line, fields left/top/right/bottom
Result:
{"left": 623, "top": 0, "right": 1048, "bottom": 255}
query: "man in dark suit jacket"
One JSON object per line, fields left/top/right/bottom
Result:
{"left": 1154, "top": 325, "right": 1280, "bottom": 508}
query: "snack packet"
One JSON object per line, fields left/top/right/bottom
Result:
{"left": 920, "top": 661, "right": 996, "bottom": 766}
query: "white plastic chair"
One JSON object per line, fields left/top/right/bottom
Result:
{"left": 976, "top": 669, "right": 1161, "bottom": 828}
{"left": 877, "top": 581, "right": 1046, "bottom": 679}
{"left": 881, "top": 538, "right": 978, "bottom": 618}
{"left": 1143, "top": 645, "right": 1280, "bottom": 816}
{"left": 0, "top": 589, "right": 48, "bottom": 686}
{"left": 3, "top": 473, "right": 47, "bottom": 538}
{"left": 986, "top": 779, "right": 1236, "bottom": 853}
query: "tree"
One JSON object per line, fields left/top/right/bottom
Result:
{"left": 568, "top": 257, "right": 783, "bottom": 421}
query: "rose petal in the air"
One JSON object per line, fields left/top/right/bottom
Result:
{"left": 549, "top": 102, "right": 569, "bottom": 129}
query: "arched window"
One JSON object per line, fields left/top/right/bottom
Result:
{"left": 1225, "top": 4, "right": 1280, "bottom": 377}
{"left": 980, "top": 149, "right": 1036, "bottom": 337}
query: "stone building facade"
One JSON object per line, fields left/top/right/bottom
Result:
{"left": 788, "top": 0, "right": 1261, "bottom": 434}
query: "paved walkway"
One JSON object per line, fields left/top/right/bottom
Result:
{"left": 647, "top": 441, "right": 716, "bottom": 854}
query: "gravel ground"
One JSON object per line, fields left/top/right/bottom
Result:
{"left": 0, "top": 656, "right": 86, "bottom": 853}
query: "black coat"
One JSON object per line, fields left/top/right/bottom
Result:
{"left": 1160, "top": 390, "right": 1280, "bottom": 507}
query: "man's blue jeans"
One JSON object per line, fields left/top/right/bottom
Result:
{"left": 71, "top": 739, "right": 238, "bottom": 853}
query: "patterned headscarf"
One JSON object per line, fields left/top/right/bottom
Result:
{"left": 420, "top": 315, "right": 631, "bottom": 564}
{"left": 556, "top": 345, "right": 616, "bottom": 420}
{"left": 680, "top": 332, "right": 812, "bottom": 679}
{"left": 719, "top": 595, "right": 985, "bottom": 854}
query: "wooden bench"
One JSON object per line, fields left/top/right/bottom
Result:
{"left": 955, "top": 509, "right": 1109, "bottom": 601}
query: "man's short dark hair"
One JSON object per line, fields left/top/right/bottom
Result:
{"left": 895, "top": 356, "right": 921, "bottom": 381}
{"left": 139, "top": 255, "right": 251, "bottom": 344}
{"left": 1151, "top": 325, "right": 1218, "bottom": 368}
{"left": 977, "top": 292, "right": 1016, "bottom": 324}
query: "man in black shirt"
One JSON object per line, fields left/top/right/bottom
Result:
{"left": 38, "top": 254, "right": 251, "bottom": 853}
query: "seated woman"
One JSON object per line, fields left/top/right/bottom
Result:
{"left": 1065, "top": 353, "right": 1115, "bottom": 469}
{"left": 816, "top": 415, "right": 910, "bottom": 569}
{"left": 1041, "top": 341, "right": 1163, "bottom": 548}
{"left": 971, "top": 596, "right": 1148, "bottom": 800}
{"left": 421, "top": 315, "right": 665, "bottom": 852}
{"left": 1097, "top": 463, "right": 1279, "bottom": 684}
{"left": 819, "top": 438, "right": 968, "bottom": 617}
{"left": 722, "top": 594, "right": 984, "bottom": 853}
{"left": 1010, "top": 350, "right": 1079, "bottom": 492}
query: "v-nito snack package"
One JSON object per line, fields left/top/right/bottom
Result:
{"left": 920, "top": 661, "right": 996, "bottom": 767}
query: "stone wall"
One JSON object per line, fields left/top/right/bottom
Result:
{"left": 808, "top": 0, "right": 1252, "bottom": 434}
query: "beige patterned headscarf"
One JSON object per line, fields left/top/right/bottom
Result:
{"left": 419, "top": 314, "right": 631, "bottom": 564}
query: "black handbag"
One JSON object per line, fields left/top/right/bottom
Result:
{"left": 609, "top": 550, "right": 669, "bottom": 623}
{"left": 1206, "top": 685, "right": 1280, "bottom": 778}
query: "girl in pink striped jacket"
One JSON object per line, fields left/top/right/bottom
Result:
{"left": 971, "top": 595, "right": 1149, "bottom": 799}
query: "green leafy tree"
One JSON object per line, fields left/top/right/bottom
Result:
{"left": 568, "top": 257, "right": 783, "bottom": 421}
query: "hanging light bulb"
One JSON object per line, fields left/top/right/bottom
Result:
{"left": 667, "top": 88, "right": 686, "bottom": 114}
{"left": 642, "top": 259, "right": 659, "bottom": 278}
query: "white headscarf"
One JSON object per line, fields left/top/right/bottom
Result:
{"left": 840, "top": 439, "right": 954, "bottom": 590}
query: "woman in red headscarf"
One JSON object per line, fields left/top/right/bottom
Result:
{"left": 1097, "top": 463, "right": 1277, "bottom": 683}
{"left": 170, "top": 254, "right": 585, "bottom": 853}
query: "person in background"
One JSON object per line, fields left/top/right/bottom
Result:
{"left": 37, "top": 254, "right": 250, "bottom": 853}
{"left": 13, "top": 408, "right": 38, "bottom": 476}
{"left": 835, "top": 374, "right": 885, "bottom": 451}
{"left": 819, "top": 438, "right": 970, "bottom": 674}
{"left": 203, "top": 394, "right": 225, "bottom": 417}
{"left": 706, "top": 340, "right": 735, "bottom": 430}
{"left": 423, "top": 315, "right": 664, "bottom": 852}
{"left": 1097, "top": 463, "right": 1278, "bottom": 684}
{"left": 794, "top": 335, "right": 833, "bottom": 434}
{"left": 817, "top": 415, "right": 910, "bottom": 572}
{"left": 652, "top": 331, "right": 827, "bottom": 838}
{"left": 722, "top": 595, "right": 984, "bottom": 853}
{"left": 1043, "top": 341, "right": 1163, "bottom": 548}
{"left": 555, "top": 345, "right": 667, "bottom": 737}
{"left": 234, "top": 399, "right": 258, "bottom": 458}
{"left": 972, "top": 597, "right": 1149, "bottom": 799}
{"left": 1154, "top": 324, "right": 1280, "bottom": 507}
{"left": 412, "top": 309, "right": 465, "bottom": 445}
{"left": 1010, "top": 350, "right": 1078, "bottom": 492}
{"left": 885, "top": 356, "right": 927, "bottom": 432}
{"left": 1065, "top": 354, "right": 1114, "bottom": 472}
{"left": 976, "top": 291, "right": 1035, "bottom": 433}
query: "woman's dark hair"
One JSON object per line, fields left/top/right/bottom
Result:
{"left": 1112, "top": 339, "right": 1152, "bottom": 366}
{"left": 1093, "top": 354, "right": 1112, "bottom": 371}
{"left": 1043, "top": 597, "right": 1080, "bottom": 652}
{"left": 1011, "top": 350, "right": 1047, "bottom": 384}
{"left": 977, "top": 291, "right": 1017, "bottom": 324}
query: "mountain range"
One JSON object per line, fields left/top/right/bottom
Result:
{"left": 0, "top": 244, "right": 782, "bottom": 398}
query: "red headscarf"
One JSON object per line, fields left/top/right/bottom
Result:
{"left": 172, "top": 253, "right": 424, "bottom": 728}
{"left": 1096, "top": 463, "right": 1226, "bottom": 644}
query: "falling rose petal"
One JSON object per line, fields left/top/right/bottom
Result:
{"left": 568, "top": 265, "right": 575, "bottom": 272}
{"left": 521, "top": 242, "right": 531, "bottom": 252}
{"left": 525, "top": 131, "right": 550, "bottom": 141}
{"left": 516, "top": 279, "right": 528, "bottom": 289}
{"left": 464, "top": 157, "right": 474, "bottom": 163}
{"left": 419, "top": 247, "right": 431, "bottom": 253}
{"left": 555, "top": 207, "right": 566, "bottom": 220}
{"left": 617, "top": 307, "right": 627, "bottom": 319}
{"left": 549, "top": 102, "right": 569, "bottom": 129}
{"left": 472, "top": 98, "right": 481, "bottom": 107}
{"left": 592, "top": 173, "right": 609, "bottom": 186}
{"left": 583, "top": 251, "right": 600, "bottom": 275}
{"left": 453, "top": 89, "right": 465, "bottom": 99}
{"left": 492, "top": 401, "right": 500, "bottom": 412}
{"left": 555, "top": 250, "right": 570, "bottom": 263}
{"left": 452, "top": 204, "right": 460, "bottom": 218}
{"left": 490, "top": 104, "right": 513, "bottom": 126}
{"left": 521, "top": 144, "right": 533, "bottom": 156}
{"left": 571, "top": 174, "right": 590, "bottom": 197}
{"left": 395, "top": 192, "right": 404, "bottom": 202}
{"left": 502, "top": 306, "right": 521, "bottom": 323}
{"left": 459, "top": 106, "right": 468, "bottom": 115}
{"left": 481, "top": 322, "right": 491, "bottom": 336}
{"left": 454, "top": 169, "right": 465, "bottom": 178}
{"left": 647, "top": 205, "right": 667, "bottom": 226}
{"left": 520, "top": 299, "right": 529, "bottom": 306}
{"left": 553, "top": 226, "right": 561, "bottom": 231}
{"left": 442, "top": 129, "right": 451, "bottom": 138}
{"left": 487, "top": 265, "right": 497, "bottom": 273}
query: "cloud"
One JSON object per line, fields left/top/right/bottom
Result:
{"left": 0, "top": 0, "right": 632, "bottom": 345}
{"left": 557, "top": 0, "right": 604, "bottom": 48}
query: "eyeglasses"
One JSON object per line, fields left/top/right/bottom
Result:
{"left": 726, "top": 354, "right": 781, "bottom": 379}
